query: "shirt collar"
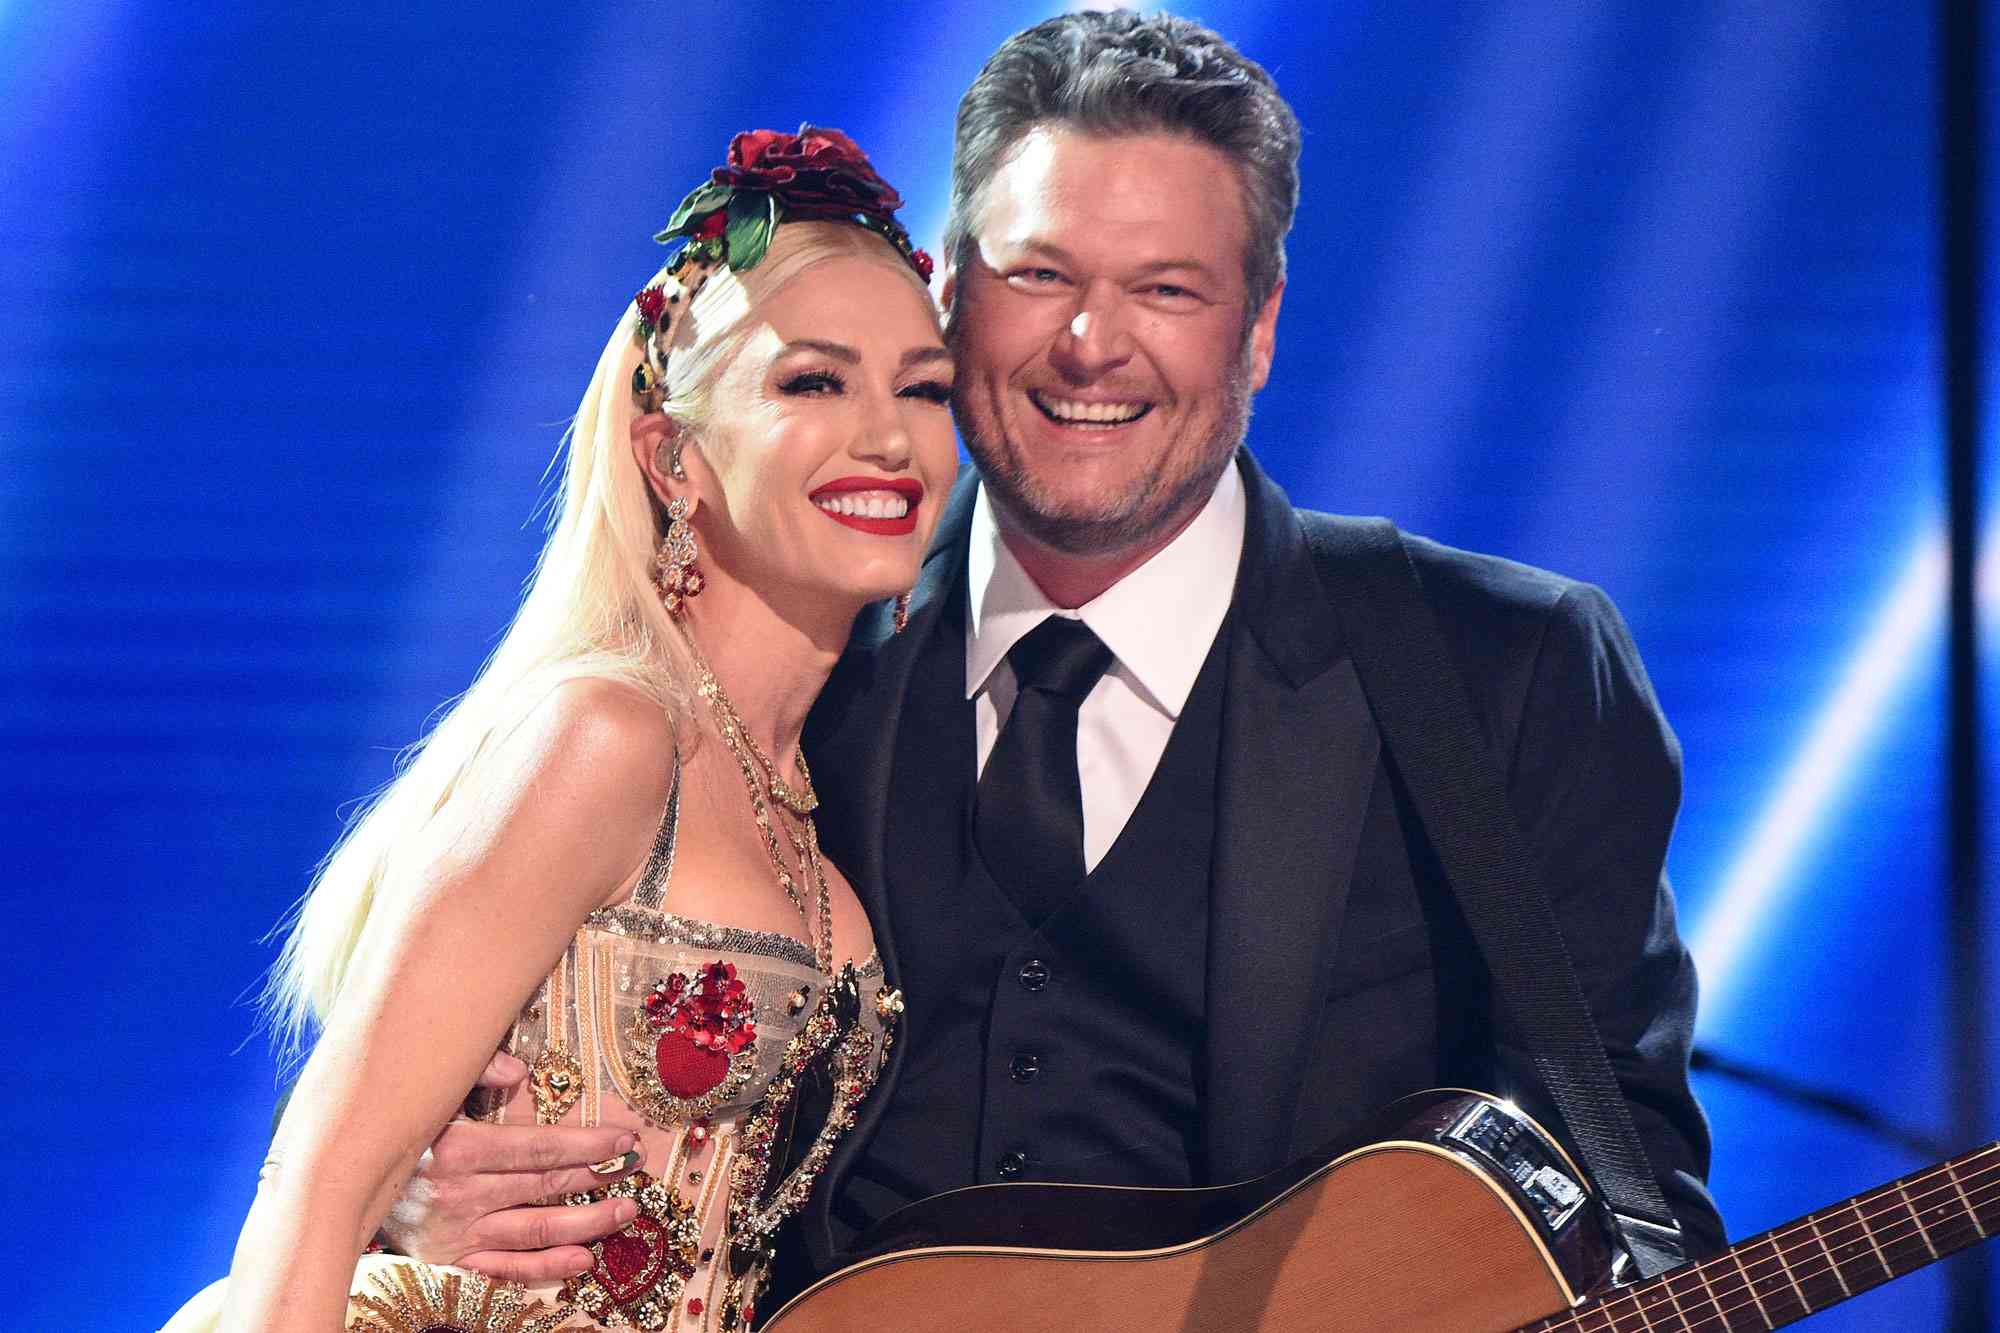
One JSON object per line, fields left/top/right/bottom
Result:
{"left": 965, "top": 460, "right": 1246, "bottom": 718}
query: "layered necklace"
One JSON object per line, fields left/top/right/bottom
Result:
{"left": 686, "top": 640, "right": 834, "bottom": 978}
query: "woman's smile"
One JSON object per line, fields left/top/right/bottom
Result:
{"left": 810, "top": 475, "right": 925, "bottom": 535}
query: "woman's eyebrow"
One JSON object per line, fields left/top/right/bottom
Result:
{"left": 775, "top": 338, "right": 861, "bottom": 364}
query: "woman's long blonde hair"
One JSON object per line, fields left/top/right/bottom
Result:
{"left": 264, "top": 222, "right": 923, "bottom": 1062}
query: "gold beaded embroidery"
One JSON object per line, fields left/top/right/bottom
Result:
{"left": 584, "top": 906, "right": 818, "bottom": 969}
{"left": 559, "top": 1171, "right": 702, "bottom": 1330}
{"left": 346, "top": 1263, "right": 574, "bottom": 1332}
{"left": 530, "top": 954, "right": 585, "bottom": 1125}
{"left": 724, "top": 964, "right": 890, "bottom": 1281}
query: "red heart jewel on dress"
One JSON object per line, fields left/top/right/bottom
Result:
{"left": 655, "top": 1029, "right": 730, "bottom": 1098}
{"left": 597, "top": 1213, "right": 669, "bottom": 1303}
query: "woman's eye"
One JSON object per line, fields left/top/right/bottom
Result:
{"left": 899, "top": 379, "right": 955, "bottom": 405}
{"left": 779, "top": 370, "right": 844, "bottom": 395}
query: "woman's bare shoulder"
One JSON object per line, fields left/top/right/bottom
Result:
{"left": 511, "top": 675, "right": 680, "bottom": 816}
{"left": 412, "top": 675, "right": 682, "bottom": 914}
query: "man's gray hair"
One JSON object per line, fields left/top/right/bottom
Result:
{"left": 944, "top": 10, "right": 1302, "bottom": 323}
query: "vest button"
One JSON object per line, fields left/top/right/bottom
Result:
{"left": 1009, "top": 1052, "right": 1041, "bottom": 1083}
{"left": 1017, "top": 959, "right": 1050, "bottom": 992}
{"left": 997, "top": 1150, "right": 1027, "bottom": 1178}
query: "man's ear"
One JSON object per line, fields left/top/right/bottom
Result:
{"left": 1246, "top": 278, "right": 1284, "bottom": 392}
{"left": 937, "top": 265, "right": 961, "bottom": 343}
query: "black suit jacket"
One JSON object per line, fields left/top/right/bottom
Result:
{"left": 797, "top": 449, "right": 1724, "bottom": 1275}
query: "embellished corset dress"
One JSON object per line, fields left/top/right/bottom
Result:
{"left": 389, "top": 925, "right": 894, "bottom": 1332}
{"left": 164, "top": 792, "right": 899, "bottom": 1333}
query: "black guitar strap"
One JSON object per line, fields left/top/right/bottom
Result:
{"left": 1302, "top": 513, "right": 1689, "bottom": 1280}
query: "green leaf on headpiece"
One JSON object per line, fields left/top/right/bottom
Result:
{"left": 655, "top": 181, "right": 734, "bottom": 243}
{"left": 724, "top": 189, "right": 778, "bottom": 271}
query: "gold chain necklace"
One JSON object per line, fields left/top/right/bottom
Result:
{"left": 739, "top": 728, "right": 818, "bottom": 816}
{"left": 690, "top": 653, "right": 834, "bottom": 977}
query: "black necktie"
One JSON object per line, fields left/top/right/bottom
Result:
{"left": 974, "top": 616, "right": 1115, "bottom": 925}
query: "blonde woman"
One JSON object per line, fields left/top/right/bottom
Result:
{"left": 168, "top": 127, "right": 955, "bottom": 1332}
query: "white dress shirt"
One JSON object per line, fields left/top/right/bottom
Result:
{"left": 965, "top": 463, "right": 1247, "bottom": 871}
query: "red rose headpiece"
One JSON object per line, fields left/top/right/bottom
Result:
{"left": 628, "top": 125, "right": 932, "bottom": 413}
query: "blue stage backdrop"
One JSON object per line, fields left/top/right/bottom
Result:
{"left": 2, "top": 3, "right": 1993, "bottom": 1327}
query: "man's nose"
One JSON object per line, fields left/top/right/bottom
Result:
{"left": 1049, "top": 280, "right": 1135, "bottom": 380}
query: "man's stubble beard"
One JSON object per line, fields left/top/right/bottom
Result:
{"left": 953, "top": 353, "right": 1257, "bottom": 560}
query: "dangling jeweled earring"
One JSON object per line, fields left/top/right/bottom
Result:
{"left": 653, "top": 496, "right": 704, "bottom": 617}
{"left": 893, "top": 592, "right": 911, "bottom": 634}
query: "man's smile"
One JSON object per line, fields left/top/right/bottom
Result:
{"left": 1027, "top": 389, "right": 1153, "bottom": 427}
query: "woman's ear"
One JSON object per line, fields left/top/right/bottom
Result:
{"left": 630, "top": 412, "right": 686, "bottom": 510}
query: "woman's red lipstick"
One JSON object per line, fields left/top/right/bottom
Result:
{"left": 809, "top": 476, "right": 925, "bottom": 536}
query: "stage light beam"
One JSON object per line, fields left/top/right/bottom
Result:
{"left": 1689, "top": 520, "right": 1989, "bottom": 1027}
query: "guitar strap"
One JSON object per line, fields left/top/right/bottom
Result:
{"left": 1302, "top": 513, "right": 1690, "bottom": 1280}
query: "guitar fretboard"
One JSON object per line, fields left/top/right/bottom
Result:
{"left": 1520, "top": 1141, "right": 2000, "bottom": 1332}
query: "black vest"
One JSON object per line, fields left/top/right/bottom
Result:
{"left": 832, "top": 597, "right": 1230, "bottom": 1240}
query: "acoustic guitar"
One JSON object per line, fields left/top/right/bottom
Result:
{"left": 763, "top": 1089, "right": 1997, "bottom": 1331}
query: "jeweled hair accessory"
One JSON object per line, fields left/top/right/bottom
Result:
{"left": 629, "top": 125, "right": 933, "bottom": 413}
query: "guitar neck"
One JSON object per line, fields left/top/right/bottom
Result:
{"left": 1524, "top": 1141, "right": 2000, "bottom": 1331}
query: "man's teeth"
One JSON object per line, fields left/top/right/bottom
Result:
{"left": 1031, "top": 392, "right": 1148, "bottom": 424}
{"left": 815, "top": 492, "right": 911, "bottom": 519}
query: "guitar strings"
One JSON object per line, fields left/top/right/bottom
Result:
{"left": 1558, "top": 1162, "right": 2000, "bottom": 1333}
{"left": 1543, "top": 1161, "right": 2000, "bottom": 1333}
{"left": 1530, "top": 1144, "right": 1999, "bottom": 1332}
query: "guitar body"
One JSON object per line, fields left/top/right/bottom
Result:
{"left": 765, "top": 1090, "right": 1613, "bottom": 1332}
{"left": 767, "top": 1087, "right": 2000, "bottom": 1330}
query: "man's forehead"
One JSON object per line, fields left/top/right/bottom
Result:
{"left": 991, "top": 124, "right": 1222, "bottom": 190}
{"left": 976, "top": 125, "right": 1248, "bottom": 259}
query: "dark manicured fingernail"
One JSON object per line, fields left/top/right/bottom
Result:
{"left": 588, "top": 1148, "right": 642, "bottom": 1176}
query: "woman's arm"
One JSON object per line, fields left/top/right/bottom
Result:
{"left": 218, "top": 679, "right": 677, "bottom": 1332}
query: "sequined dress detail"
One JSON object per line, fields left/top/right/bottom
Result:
{"left": 162, "top": 756, "right": 898, "bottom": 1333}
{"left": 378, "top": 756, "right": 895, "bottom": 1331}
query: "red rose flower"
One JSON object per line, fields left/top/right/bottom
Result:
{"left": 693, "top": 209, "right": 728, "bottom": 241}
{"left": 713, "top": 124, "right": 903, "bottom": 224}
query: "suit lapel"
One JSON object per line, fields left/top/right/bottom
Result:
{"left": 1202, "top": 453, "right": 1381, "bottom": 1184}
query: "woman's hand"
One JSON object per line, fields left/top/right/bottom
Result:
{"left": 380, "top": 1053, "right": 645, "bottom": 1281}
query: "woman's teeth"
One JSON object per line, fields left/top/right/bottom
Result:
{"left": 1031, "top": 391, "right": 1150, "bottom": 425}
{"left": 815, "top": 492, "right": 911, "bottom": 519}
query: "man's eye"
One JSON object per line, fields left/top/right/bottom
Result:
{"left": 780, "top": 370, "right": 844, "bottom": 395}
{"left": 1013, "top": 267, "right": 1067, "bottom": 285}
{"left": 899, "top": 379, "right": 954, "bottom": 404}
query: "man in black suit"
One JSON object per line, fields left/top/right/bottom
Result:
{"left": 792, "top": 9, "right": 1723, "bottom": 1277}
{"left": 382, "top": 9, "right": 1722, "bottom": 1293}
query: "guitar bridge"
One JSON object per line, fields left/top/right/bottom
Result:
{"left": 1442, "top": 1101, "right": 1588, "bottom": 1234}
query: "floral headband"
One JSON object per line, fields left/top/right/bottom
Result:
{"left": 629, "top": 125, "right": 933, "bottom": 413}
